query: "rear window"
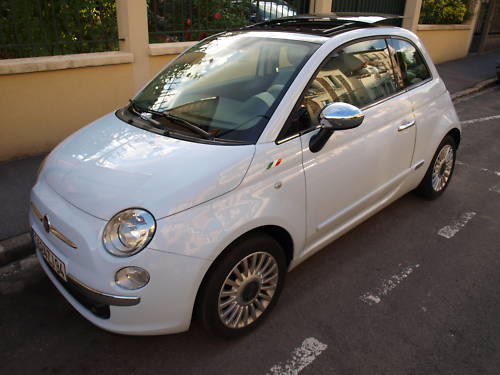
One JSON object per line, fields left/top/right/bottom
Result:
{"left": 387, "top": 38, "right": 431, "bottom": 89}
{"left": 294, "top": 38, "right": 398, "bottom": 130}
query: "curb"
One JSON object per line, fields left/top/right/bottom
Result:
{"left": 451, "top": 78, "right": 498, "bottom": 101}
{"left": 0, "top": 233, "right": 35, "bottom": 267}
{"left": 0, "top": 254, "right": 44, "bottom": 295}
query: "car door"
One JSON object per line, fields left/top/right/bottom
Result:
{"left": 386, "top": 37, "right": 440, "bottom": 169}
{"left": 290, "top": 38, "right": 417, "bottom": 253}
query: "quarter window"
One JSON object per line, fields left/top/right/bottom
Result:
{"left": 387, "top": 39, "right": 431, "bottom": 89}
{"left": 296, "top": 39, "right": 398, "bottom": 130}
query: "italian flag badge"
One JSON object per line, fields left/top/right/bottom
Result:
{"left": 266, "top": 158, "right": 283, "bottom": 170}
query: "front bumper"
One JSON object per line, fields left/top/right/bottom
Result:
{"left": 37, "top": 248, "right": 139, "bottom": 319}
{"left": 31, "top": 180, "right": 212, "bottom": 335}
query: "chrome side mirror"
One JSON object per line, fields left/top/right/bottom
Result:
{"left": 309, "top": 102, "right": 364, "bottom": 153}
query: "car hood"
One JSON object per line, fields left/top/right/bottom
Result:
{"left": 41, "top": 113, "right": 255, "bottom": 220}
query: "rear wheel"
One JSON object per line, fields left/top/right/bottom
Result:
{"left": 197, "top": 233, "right": 286, "bottom": 337}
{"left": 416, "top": 135, "right": 457, "bottom": 199}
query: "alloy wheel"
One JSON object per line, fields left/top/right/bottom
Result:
{"left": 431, "top": 144, "right": 454, "bottom": 192}
{"left": 218, "top": 251, "right": 279, "bottom": 329}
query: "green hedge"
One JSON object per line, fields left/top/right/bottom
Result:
{"left": 419, "top": 0, "right": 476, "bottom": 24}
{"left": 0, "top": 0, "right": 118, "bottom": 59}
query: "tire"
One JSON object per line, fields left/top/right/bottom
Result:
{"left": 197, "top": 232, "right": 286, "bottom": 337}
{"left": 416, "top": 135, "right": 457, "bottom": 199}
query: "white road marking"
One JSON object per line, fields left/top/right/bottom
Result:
{"left": 455, "top": 161, "right": 500, "bottom": 176}
{"left": 490, "top": 185, "right": 500, "bottom": 194}
{"left": 461, "top": 114, "right": 500, "bottom": 125}
{"left": 267, "top": 338, "right": 327, "bottom": 375}
{"left": 479, "top": 167, "right": 500, "bottom": 176}
{"left": 360, "top": 264, "right": 420, "bottom": 305}
{"left": 437, "top": 212, "right": 476, "bottom": 239}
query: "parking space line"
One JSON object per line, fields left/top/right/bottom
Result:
{"left": 480, "top": 167, "right": 500, "bottom": 176}
{"left": 360, "top": 264, "right": 420, "bottom": 305}
{"left": 489, "top": 185, "right": 500, "bottom": 194}
{"left": 461, "top": 114, "right": 500, "bottom": 125}
{"left": 267, "top": 337, "right": 327, "bottom": 375}
{"left": 456, "top": 161, "right": 500, "bottom": 176}
{"left": 437, "top": 212, "right": 476, "bottom": 239}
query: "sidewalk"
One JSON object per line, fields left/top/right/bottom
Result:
{"left": 1, "top": 51, "right": 499, "bottom": 263}
{"left": 436, "top": 51, "right": 500, "bottom": 95}
{"left": 0, "top": 155, "right": 44, "bottom": 241}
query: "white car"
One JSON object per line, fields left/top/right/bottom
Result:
{"left": 31, "top": 16, "right": 461, "bottom": 337}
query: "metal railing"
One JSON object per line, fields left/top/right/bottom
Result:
{"left": 148, "top": 0, "right": 309, "bottom": 43}
{"left": 332, "top": 0, "right": 406, "bottom": 16}
{"left": 0, "top": 0, "right": 119, "bottom": 59}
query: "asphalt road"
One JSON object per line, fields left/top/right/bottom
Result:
{"left": 1, "top": 86, "right": 499, "bottom": 375}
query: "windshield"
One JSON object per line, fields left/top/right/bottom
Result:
{"left": 133, "top": 32, "right": 319, "bottom": 143}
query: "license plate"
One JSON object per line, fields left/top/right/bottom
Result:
{"left": 33, "top": 231, "right": 67, "bottom": 281}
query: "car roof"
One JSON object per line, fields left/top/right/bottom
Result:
{"left": 242, "top": 13, "right": 403, "bottom": 38}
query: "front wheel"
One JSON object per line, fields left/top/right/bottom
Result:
{"left": 416, "top": 135, "right": 457, "bottom": 199}
{"left": 197, "top": 233, "right": 286, "bottom": 337}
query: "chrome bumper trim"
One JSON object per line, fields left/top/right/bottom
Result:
{"left": 66, "top": 274, "right": 141, "bottom": 307}
{"left": 38, "top": 248, "right": 141, "bottom": 307}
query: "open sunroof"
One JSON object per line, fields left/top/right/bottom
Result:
{"left": 244, "top": 13, "right": 403, "bottom": 37}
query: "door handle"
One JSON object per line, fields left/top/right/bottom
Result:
{"left": 398, "top": 120, "right": 416, "bottom": 132}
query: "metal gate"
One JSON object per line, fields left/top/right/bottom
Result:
{"left": 470, "top": 0, "right": 500, "bottom": 53}
{"left": 253, "top": 0, "right": 310, "bottom": 22}
{"left": 332, "top": 0, "right": 406, "bottom": 15}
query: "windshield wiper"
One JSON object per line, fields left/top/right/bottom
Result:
{"left": 159, "top": 112, "right": 214, "bottom": 140}
{"left": 129, "top": 99, "right": 213, "bottom": 140}
{"left": 129, "top": 100, "right": 170, "bottom": 135}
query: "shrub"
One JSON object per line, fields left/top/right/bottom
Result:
{"left": 0, "top": 0, "right": 118, "bottom": 59}
{"left": 419, "top": 0, "right": 468, "bottom": 24}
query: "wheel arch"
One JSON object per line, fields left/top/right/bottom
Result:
{"left": 447, "top": 128, "right": 461, "bottom": 149}
{"left": 192, "top": 225, "right": 294, "bottom": 319}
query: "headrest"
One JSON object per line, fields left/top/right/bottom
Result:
{"left": 286, "top": 46, "right": 308, "bottom": 66}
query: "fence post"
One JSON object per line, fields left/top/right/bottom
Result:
{"left": 402, "top": 0, "right": 422, "bottom": 32}
{"left": 116, "top": 0, "right": 150, "bottom": 90}
{"left": 310, "top": 0, "right": 333, "bottom": 14}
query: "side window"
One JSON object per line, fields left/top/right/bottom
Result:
{"left": 296, "top": 39, "right": 398, "bottom": 130}
{"left": 387, "top": 39, "right": 431, "bottom": 89}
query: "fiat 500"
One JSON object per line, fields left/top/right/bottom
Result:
{"left": 31, "top": 16, "right": 461, "bottom": 337}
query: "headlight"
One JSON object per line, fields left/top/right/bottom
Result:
{"left": 103, "top": 208, "right": 156, "bottom": 257}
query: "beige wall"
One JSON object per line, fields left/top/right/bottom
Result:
{"left": 0, "top": 54, "right": 179, "bottom": 162}
{"left": 149, "top": 55, "right": 176, "bottom": 80}
{"left": 416, "top": 27, "right": 473, "bottom": 64}
{"left": 0, "top": 0, "right": 183, "bottom": 162}
{"left": 0, "top": 63, "right": 135, "bottom": 161}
